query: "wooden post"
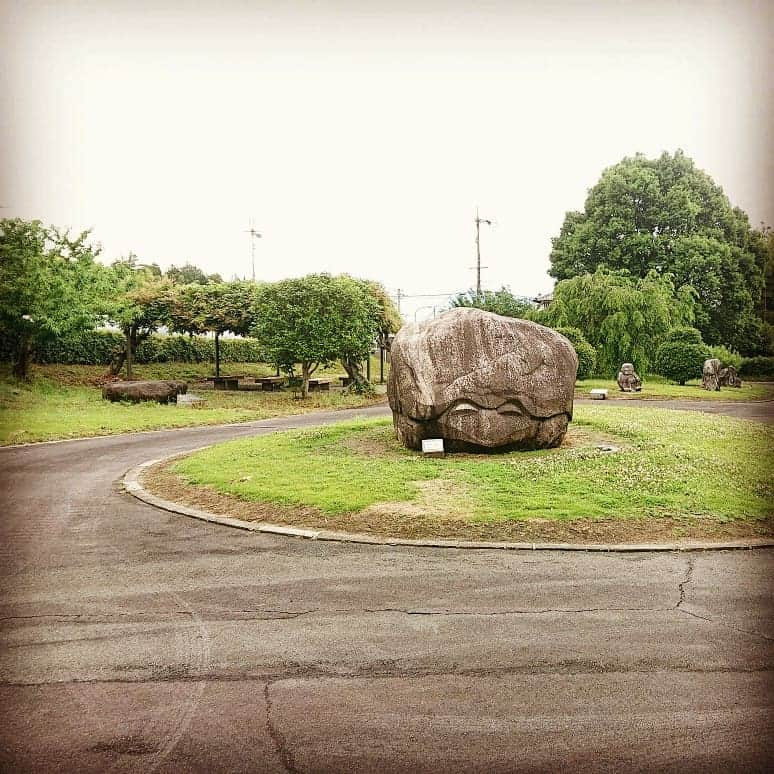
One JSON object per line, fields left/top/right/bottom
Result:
{"left": 366, "top": 355, "right": 371, "bottom": 382}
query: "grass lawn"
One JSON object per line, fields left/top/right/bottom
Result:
{"left": 154, "top": 406, "right": 774, "bottom": 543}
{"left": 576, "top": 376, "right": 773, "bottom": 401}
{"left": 0, "top": 362, "right": 386, "bottom": 445}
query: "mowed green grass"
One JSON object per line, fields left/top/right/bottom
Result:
{"left": 171, "top": 407, "right": 773, "bottom": 523}
{"left": 0, "top": 362, "right": 385, "bottom": 445}
{"left": 576, "top": 376, "right": 772, "bottom": 401}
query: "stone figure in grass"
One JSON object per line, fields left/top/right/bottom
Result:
{"left": 702, "top": 358, "right": 721, "bottom": 391}
{"left": 719, "top": 365, "right": 742, "bottom": 388}
{"left": 617, "top": 363, "right": 642, "bottom": 392}
{"left": 387, "top": 307, "right": 578, "bottom": 452}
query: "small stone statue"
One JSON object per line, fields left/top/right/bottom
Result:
{"left": 702, "top": 358, "right": 721, "bottom": 391}
{"left": 718, "top": 365, "right": 742, "bottom": 388}
{"left": 617, "top": 363, "right": 642, "bottom": 392}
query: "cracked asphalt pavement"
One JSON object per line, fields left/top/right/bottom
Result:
{"left": 0, "top": 403, "right": 772, "bottom": 773}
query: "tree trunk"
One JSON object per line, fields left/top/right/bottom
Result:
{"left": 301, "top": 361, "right": 311, "bottom": 398}
{"left": 109, "top": 347, "right": 126, "bottom": 376}
{"left": 214, "top": 333, "right": 221, "bottom": 378}
{"left": 12, "top": 335, "right": 33, "bottom": 380}
{"left": 341, "top": 357, "right": 373, "bottom": 393}
{"left": 125, "top": 329, "right": 134, "bottom": 381}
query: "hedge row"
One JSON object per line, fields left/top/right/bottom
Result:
{"left": 739, "top": 356, "right": 774, "bottom": 378}
{"left": 0, "top": 329, "right": 266, "bottom": 365}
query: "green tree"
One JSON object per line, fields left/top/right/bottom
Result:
{"left": 549, "top": 150, "right": 765, "bottom": 351}
{"left": 543, "top": 267, "right": 695, "bottom": 375}
{"left": 166, "top": 262, "right": 222, "bottom": 285}
{"left": 339, "top": 280, "right": 403, "bottom": 391}
{"left": 0, "top": 219, "right": 106, "bottom": 379}
{"left": 104, "top": 259, "right": 172, "bottom": 379}
{"left": 251, "top": 274, "right": 382, "bottom": 398}
{"left": 166, "top": 281, "right": 257, "bottom": 376}
{"left": 450, "top": 286, "right": 534, "bottom": 318}
{"left": 653, "top": 327, "right": 710, "bottom": 385}
{"left": 552, "top": 327, "right": 597, "bottom": 380}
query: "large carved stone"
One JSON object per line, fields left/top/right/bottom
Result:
{"left": 719, "top": 365, "right": 742, "bottom": 388}
{"left": 387, "top": 308, "right": 578, "bottom": 452}
{"left": 617, "top": 363, "right": 642, "bottom": 392}
{"left": 102, "top": 380, "right": 188, "bottom": 404}
{"left": 701, "top": 358, "right": 721, "bottom": 391}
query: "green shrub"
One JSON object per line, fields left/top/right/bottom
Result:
{"left": 654, "top": 327, "right": 710, "bottom": 385}
{"left": 553, "top": 326, "right": 597, "bottom": 380}
{"left": 707, "top": 345, "right": 742, "bottom": 370}
{"left": 661, "top": 326, "right": 704, "bottom": 345}
{"left": 739, "top": 356, "right": 774, "bottom": 378}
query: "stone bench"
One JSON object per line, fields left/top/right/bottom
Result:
{"left": 308, "top": 379, "right": 330, "bottom": 392}
{"left": 257, "top": 376, "right": 285, "bottom": 392}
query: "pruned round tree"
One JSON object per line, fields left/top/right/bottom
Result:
{"left": 165, "top": 281, "right": 258, "bottom": 377}
{"left": 653, "top": 327, "right": 710, "bottom": 385}
{"left": 251, "top": 274, "right": 383, "bottom": 398}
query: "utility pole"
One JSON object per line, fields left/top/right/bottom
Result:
{"left": 245, "top": 219, "right": 262, "bottom": 281}
{"left": 473, "top": 207, "right": 492, "bottom": 297}
{"left": 395, "top": 288, "right": 403, "bottom": 314}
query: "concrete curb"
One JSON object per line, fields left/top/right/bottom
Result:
{"left": 123, "top": 452, "right": 774, "bottom": 554}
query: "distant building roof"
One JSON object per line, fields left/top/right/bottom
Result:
{"left": 532, "top": 292, "right": 554, "bottom": 307}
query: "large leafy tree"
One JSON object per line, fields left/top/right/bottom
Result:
{"left": 251, "top": 274, "right": 382, "bottom": 398}
{"left": 166, "top": 281, "right": 257, "bottom": 376}
{"left": 0, "top": 219, "right": 106, "bottom": 378}
{"left": 549, "top": 150, "right": 766, "bottom": 352}
{"left": 450, "top": 286, "right": 535, "bottom": 319}
{"left": 543, "top": 267, "right": 695, "bottom": 375}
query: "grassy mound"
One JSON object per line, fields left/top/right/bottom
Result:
{"left": 156, "top": 407, "right": 774, "bottom": 542}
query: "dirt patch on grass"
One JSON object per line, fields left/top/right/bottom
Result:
{"left": 359, "top": 478, "right": 476, "bottom": 522}
{"left": 141, "top": 458, "right": 773, "bottom": 544}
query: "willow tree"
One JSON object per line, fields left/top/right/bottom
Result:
{"left": 543, "top": 267, "right": 695, "bottom": 375}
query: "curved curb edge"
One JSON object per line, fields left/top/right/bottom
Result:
{"left": 123, "top": 452, "right": 774, "bottom": 553}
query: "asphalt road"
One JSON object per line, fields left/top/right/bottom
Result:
{"left": 0, "top": 401, "right": 772, "bottom": 773}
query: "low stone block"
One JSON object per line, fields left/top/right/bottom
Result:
{"left": 590, "top": 389, "right": 608, "bottom": 400}
{"left": 176, "top": 393, "right": 205, "bottom": 407}
{"left": 102, "top": 380, "right": 188, "bottom": 404}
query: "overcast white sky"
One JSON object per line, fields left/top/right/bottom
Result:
{"left": 2, "top": 0, "right": 772, "bottom": 320}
